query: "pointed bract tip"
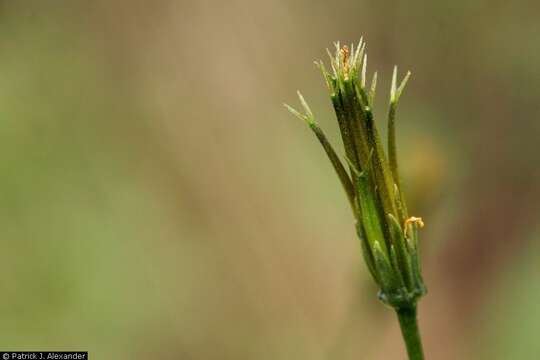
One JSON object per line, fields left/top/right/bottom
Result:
{"left": 353, "top": 40, "right": 365, "bottom": 70}
{"left": 361, "top": 54, "right": 367, "bottom": 87}
{"left": 369, "top": 71, "right": 378, "bottom": 104}
{"left": 284, "top": 103, "right": 303, "bottom": 119}
{"left": 396, "top": 71, "right": 411, "bottom": 99}
{"left": 371, "top": 71, "right": 378, "bottom": 91}
{"left": 390, "top": 66, "right": 398, "bottom": 101}
{"left": 296, "top": 91, "right": 313, "bottom": 118}
{"left": 284, "top": 102, "right": 314, "bottom": 126}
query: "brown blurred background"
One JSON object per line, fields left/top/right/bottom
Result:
{"left": 0, "top": 0, "right": 539, "bottom": 359}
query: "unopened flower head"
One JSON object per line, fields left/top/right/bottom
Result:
{"left": 286, "top": 39, "right": 426, "bottom": 308}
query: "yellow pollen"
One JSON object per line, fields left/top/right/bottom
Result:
{"left": 404, "top": 216, "right": 424, "bottom": 235}
{"left": 342, "top": 46, "right": 350, "bottom": 78}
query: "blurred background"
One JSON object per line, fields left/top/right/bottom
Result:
{"left": 0, "top": 0, "right": 539, "bottom": 359}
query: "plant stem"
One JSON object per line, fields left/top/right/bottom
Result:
{"left": 396, "top": 306, "right": 424, "bottom": 360}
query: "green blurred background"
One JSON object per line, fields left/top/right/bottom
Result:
{"left": 1, "top": 1, "right": 539, "bottom": 359}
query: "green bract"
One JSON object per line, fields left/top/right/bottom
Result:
{"left": 286, "top": 39, "right": 426, "bottom": 309}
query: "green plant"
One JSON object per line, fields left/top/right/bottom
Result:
{"left": 285, "top": 39, "right": 427, "bottom": 359}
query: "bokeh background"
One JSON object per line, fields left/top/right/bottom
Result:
{"left": 1, "top": 1, "right": 539, "bottom": 359}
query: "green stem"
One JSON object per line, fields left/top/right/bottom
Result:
{"left": 396, "top": 306, "right": 424, "bottom": 360}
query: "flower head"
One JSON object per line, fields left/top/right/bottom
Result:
{"left": 286, "top": 39, "right": 426, "bottom": 308}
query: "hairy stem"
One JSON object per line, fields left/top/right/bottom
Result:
{"left": 396, "top": 306, "right": 424, "bottom": 360}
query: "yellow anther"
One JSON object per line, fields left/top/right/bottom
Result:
{"left": 404, "top": 216, "right": 424, "bottom": 235}
{"left": 341, "top": 45, "right": 350, "bottom": 79}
